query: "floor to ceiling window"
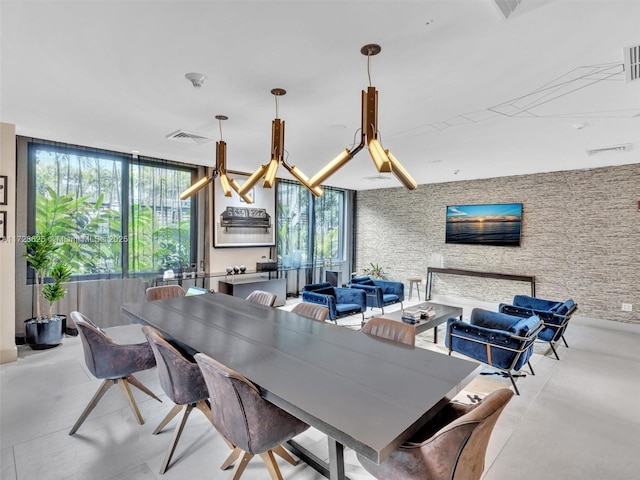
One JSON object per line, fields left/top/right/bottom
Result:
{"left": 27, "top": 141, "right": 197, "bottom": 279}
{"left": 277, "top": 179, "right": 349, "bottom": 279}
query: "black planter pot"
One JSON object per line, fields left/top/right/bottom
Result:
{"left": 24, "top": 316, "right": 64, "bottom": 350}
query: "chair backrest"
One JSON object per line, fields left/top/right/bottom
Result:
{"left": 71, "top": 311, "right": 155, "bottom": 380}
{"left": 71, "top": 311, "right": 115, "bottom": 378}
{"left": 146, "top": 285, "right": 186, "bottom": 301}
{"left": 361, "top": 317, "right": 415, "bottom": 346}
{"left": 291, "top": 302, "right": 329, "bottom": 322}
{"left": 246, "top": 290, "right": 277, "bottom": 307}
{"left": 194, "top": 352, "right": 308, "bottom": 455}
{"left": 430, "top": 388, "right": 513, "bottom": 480}
{"left": 367, "top": 388, "right": 513, "bottom": 480}
{"left": 142, "top": 326, "right": 208, "bottom": 405}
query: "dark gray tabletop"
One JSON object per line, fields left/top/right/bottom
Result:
{"left": 122, "top": 293, "right": 480, "bottom": 465}
{"left": 376, "top": 302, "right": 463, "bottom": 336}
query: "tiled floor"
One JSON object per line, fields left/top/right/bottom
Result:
{"left": 2, "top": 298, "right": 639, "bottom": 480}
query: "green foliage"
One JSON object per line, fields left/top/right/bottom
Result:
{"left": 43, "top": 262, "right": 73, "bottom": 319}
{"left": 362, "top": 262, "right": 388, "bottom": 280}
{"left": 23, "top": 229, "right": 65, "bottom": 320}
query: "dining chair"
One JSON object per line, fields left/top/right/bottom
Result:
{"left": 291, "top": 302, "right": 329, "bottom": 322}
{"left": 357, "top": 388, "right": 514, "bottom": 480}
{"left": 245, "top": 290, "right": 277, "bottom": 307}
{"left": 360, "top": 317, "right": 416, "bottom": 346}
{"left": 194, "top": 352, "right": 309, "bottom": 480}
{"left": 68, "top": 311, "right": 162, "bottom": 435}
{"left": 146, "top": 285, "right": 186, "bottom": 301}
{"left": 142, "top": 325, "right": 215, "bottom": 474}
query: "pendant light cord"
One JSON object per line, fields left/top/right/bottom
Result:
{"left": 367, "top": 53, "right": 373, "bottom": 87}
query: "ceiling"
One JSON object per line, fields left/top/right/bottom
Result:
{"left": 1, "top": 0, "right": 639, "bottom": 191}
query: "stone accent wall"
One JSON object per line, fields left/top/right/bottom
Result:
{"left": 356, "top": 164, "right": 639, "bottom": 323}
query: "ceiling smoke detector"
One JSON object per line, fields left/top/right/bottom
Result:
{"left": 585, "top": 143, "right": 632, "bottom": 156}
{"left": 185, "top": 72, "right": 206, "bottom": 88}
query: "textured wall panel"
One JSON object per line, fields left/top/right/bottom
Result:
{"left": 356, "top": 165, "right": 639, "bottom": 323}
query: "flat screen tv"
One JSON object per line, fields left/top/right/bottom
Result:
{"left": 445, "top": 203, "right": 522, "bottom": 246}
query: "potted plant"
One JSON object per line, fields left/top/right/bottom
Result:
{"left": 23, "top": 230, "right": 71, "bottom": 349}
{"left": 362, "top": 262, "right": 388, "bottom": 280}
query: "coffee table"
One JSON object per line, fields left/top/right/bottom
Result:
{"left": 373, "top": 302, "right": 463, "bottom": 344}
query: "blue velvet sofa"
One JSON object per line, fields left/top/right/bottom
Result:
{"left": 499, "top": 295, "right": 577, "bottom": 360}
{"left": 349, "top": 276, "right": 404, "bottom": 314}
{"left": 445, "top": 308, "right": 543, "bottom": 395}
{"left": 301, "top": 282, "right": 367, "bottom": 324}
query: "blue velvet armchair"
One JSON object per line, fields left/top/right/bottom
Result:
{"left": 445, "top": 308, "right": 543, "bottom": 395}
{"left": 349, "top": 276, "right": 404, "bottom": 314}
{"left": 301, "top": 282, "right": 367, "bottom": 324}
{"left": 499, "top": 295, "right": 577, "bottom": 360}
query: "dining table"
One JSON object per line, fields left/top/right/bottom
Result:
{"left": 122, "top": 292, "right": 481, "bottom": 480}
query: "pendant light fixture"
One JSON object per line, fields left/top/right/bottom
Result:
{"left": 179, "top": 115, "right": 253, "bottom": 203}
{"left": 236, "top": 89, "right": 324, "bottom": 199}
{"left": 306, "top": 44, "right": 417, "bottom": 190}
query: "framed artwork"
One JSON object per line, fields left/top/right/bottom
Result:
{"left": 0, "top": 211, "right": 6, "bottom": 241}
{"left": 0, "top": 175, "right": 7, "bottom": 205}
{"left": 213, "top": 171, "right": 276, "bottom": 248}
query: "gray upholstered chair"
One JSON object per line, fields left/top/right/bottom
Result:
{"left": 142, "top": 326, "right": 215, "bottom": 474}
{"left": 361, "top": 317, "right": 416, "bottom": 346}
{"left": 357, "top": 388, "right": 514, "bottom": 480}
{"left": 194, "top": 352, "right": 309, "bottom": 480}
{"left": 291, "top": 302, "right": 329, "bottom": 322}
{"left": 146, "top": 285, "right": 186, "bottom": 301}
{"left": 69, "top": 311, "right": 161, "bottom": 435}
{"left": 246, "top": 290, "right": 277, "bottom": 307}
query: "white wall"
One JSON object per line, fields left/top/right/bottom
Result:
{"left": 0, "top": 123, "right": 17, "bottom": 363}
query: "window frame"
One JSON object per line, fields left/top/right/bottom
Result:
{"left": 26, "top": 139, "right": 198, "bottom": 281}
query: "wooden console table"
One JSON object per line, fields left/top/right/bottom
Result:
{"left": 426, "top": 267, "right": 535, "bottom": 300}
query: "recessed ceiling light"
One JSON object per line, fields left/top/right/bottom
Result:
{"left": 572, "top": 123, "right": 588, "bottom": 130}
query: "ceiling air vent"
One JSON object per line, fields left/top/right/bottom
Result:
{"left": 623, "top": 44, "right": 640, "bottom": 83}
{"left": 586, "top": 143, "right": 632, "bottom": 156}
{"left": 165, "top": 129, "right": 214, "bottom": 145}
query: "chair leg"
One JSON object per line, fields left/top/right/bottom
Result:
{"left": 153, "top": 404, "right": 183, "bottom": 435}
{"left": 528, "top": 361, "right": 535, "bottom": 376}
{"left": 562, "top": 335, "right": 569, "bottom": 348}
{"left": 272, "top": 445, "right": 298, "bottom": 466}
{"left": 126, "top": 374, "right": 162, "bottom": 402}
{"left": 158, "top": 404, "right": 195, "bottom": 474}
{"left": 221, "top": 447, "right": 243, "bottom": 471}
{"left": 549, "top": 341, "right": 560, "bottom": 360}
{"left": 508, "top": 372, "right": 520, "bottom": 396}
{"left": 229, "top": 451, "right": 253, "bottom": 480}
{"left": 259, "top": 450, "right": 284, "bottom": 480}
{"left": 69, "top": 379, "right": 115, "bottom": 435}
{"left": 119, "top": 378, "right": 145, "bottom": 425}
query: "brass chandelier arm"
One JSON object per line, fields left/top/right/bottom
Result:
{"left": 281, "top": 159, "right": 324, "bottom": 197}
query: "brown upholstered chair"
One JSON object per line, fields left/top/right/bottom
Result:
{"left": 146, "top": 285, "right": 186, "bottom": 301}
{"left": 360, "top": 317, "right": 416, "bottom": 346}
{"left": 291, "top": 302, "right": 329, "bottom": 322}
{"left": 142, "top": 326, "right": 215, "bottom": 473}
{"left": 357, "top": 388, "right": 514, "bottom": 480}
{"left": 246, "top": 290, "right": 277, "bottom": 307}
{"left": 194, "top": 352, "right": 309, "bottom": 480}
{"left": 69, "top": 311, "right": 162, "bottom": 435}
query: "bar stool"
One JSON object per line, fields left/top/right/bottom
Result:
{"left": 407, "top": 277, "right": 422, "bottom": 301}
